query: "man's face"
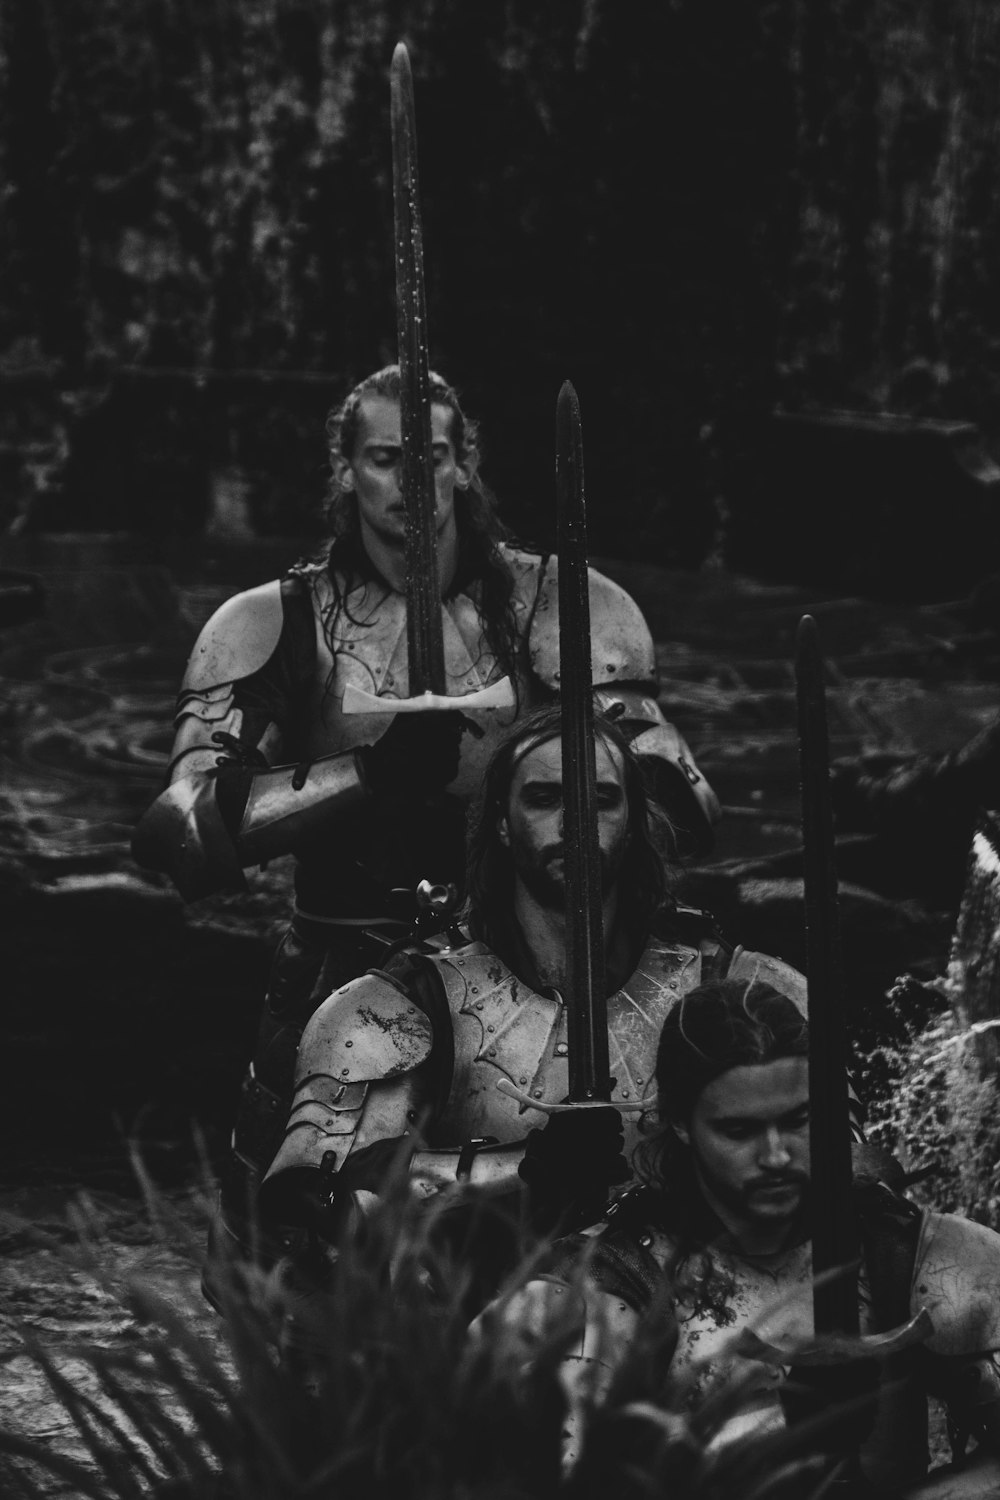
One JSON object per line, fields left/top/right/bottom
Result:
{"left": 498, "top": 735, "right": 631, "bottom": 909}
{"left": 335, "top": 394, "right": 473, "bottom": 549}
{"left": 676, "top": 1058, "right": 810, "bottom": 1242}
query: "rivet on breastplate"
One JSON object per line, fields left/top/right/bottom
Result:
{"left": 668, "top": 980, "right": 678, "bottom": 990}
{"left": 475, "top": 1001, "right": 484, "bottom": 1010}
{"left": 471, "top": 987, "right": 479, "bottom": 995}
{"left": 639, "top": 1234, "right": 652, "bottom": 1248}
{"left": 519, "top": 1076, "right": 527, "bottom": 1085}
{"left": 488, "top": 1048, "right": 497, "bottom": 1058}
{"left": 621, "top": 1090, "right": 629, "bottom": 1099}
{"left": 346, "top": 642, "right": 355, "bottom": 650}
{"left": 407, "top": 1007, "right": 416, "bottom": 1015}
{"left": 386, "top": 674, "right": 395, "bottom": 687}
{"left": 341, "top": 1067, "right": 350, "bottom": 1076}
{"left": 555, "top": 1042, "right": 568, "bottom": 1056}
{"left": 345, "top": 1040, "right": 353, "bottom": 1048}
{"left": 532, "top": 1089, "right": 543, "bottom": 1098}
{"left": 487, "top": 1024, "right": 496, "bottom": 1034}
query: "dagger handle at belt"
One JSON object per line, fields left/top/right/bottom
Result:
{"left": 795, "top": 614, "right": 859, "bottom": 1337}
{"left": 391, "top": 42, "right": 445, "bottom": 697}
{"left": 557, "top": 382, "right": 612, "bottom": 1104}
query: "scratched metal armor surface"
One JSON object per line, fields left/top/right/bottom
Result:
{"left": 296, "top": 544, "right": 656, "bottom": 798}
{"left": 422, "top": 934, "right": 705, "bottom": 1157}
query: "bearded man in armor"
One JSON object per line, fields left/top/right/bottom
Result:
{"left": 257, "top": 706, "right": 804, "bottom": 1258}
{"left": 131, "top": 366, "right": 720, "bottom": 1257}
{"left": 494, "top": 979, "right": 1000, "bottom": 1492}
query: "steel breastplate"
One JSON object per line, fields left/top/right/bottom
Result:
{"left": 422, "top": 936, "right": 705, "bottom": 1154}
{"left": 294, "top": 553, "right": 542, "bottom": 800}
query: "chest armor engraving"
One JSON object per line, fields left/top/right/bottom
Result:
{"left": 297, "top": 559, "right": 540, "bottom": 799}
{"left": 423, "top": 938, "right": 705, "bottom": 1153}
{"left": 633, "top": 1227, "right": 925, "bottom": 1481}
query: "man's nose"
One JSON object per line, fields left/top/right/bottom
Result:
{"left": 759, "top": 1128, "right": 792, "bottom": 1169}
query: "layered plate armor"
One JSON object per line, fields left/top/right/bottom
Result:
{"left": 263, "top": 934, "right": 807, "bottom": 1201}
{"left": 133, "top": 546, "right": 720, "bottom": 908}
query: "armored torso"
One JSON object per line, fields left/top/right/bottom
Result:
{"left": 420, "top": 934, "right": 705, "bottom": 1159}
{"left": 294, "top": 550, "right": 534, "bottom": 800}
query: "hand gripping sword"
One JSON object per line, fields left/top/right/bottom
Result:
{"left": 342, "top": 43, "right": 512, "bottom": 718}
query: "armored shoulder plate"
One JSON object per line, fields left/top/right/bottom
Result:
{"left": 182, "top": 579, "right": 285, "bottom": 693}
{"left": 727, "top": 948, "right": 808, "bottom": 1019}
{"left": 913, "top": 1212, "right": 1000, "bottom": 1357}
{"left": 527, "top": 556, "right": 657, "bottom": 690}
{"left": 300, "top": 972, "right": 434, "bottom": 1086}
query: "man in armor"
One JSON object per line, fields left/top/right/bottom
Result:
{"left": 494, "top": 978, "right": 1000, "bottom": 1492}
{"left": 131, "top": 365, "right": 720, "bottom": 1251}
{"left": 257, "top": 706, "right": 803, "bottom": 1256}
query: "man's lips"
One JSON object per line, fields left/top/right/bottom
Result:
{"left": 747, "top": 1177, "right": 806, "bottom": 1196}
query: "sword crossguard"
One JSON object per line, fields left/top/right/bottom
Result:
{"left": 342, "top": 678, "right": 516, "bottom": 717}
{"left": 494, "top": 1077, "right": 650, "bottom": 1116}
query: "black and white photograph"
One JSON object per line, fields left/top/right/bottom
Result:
{"left": 1, "top": 3, "right": 999, "bottom": 1496}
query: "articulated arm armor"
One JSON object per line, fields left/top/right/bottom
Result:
{"left": 527, "top": 557, "right": 720, "bottom": 856}
{"left": 132, "top": 579, "right": 367, "bottom": 901}
{"left": 262, "top": 973, "right": 434, "bottom": 1206}
{"left": 260, "top": 969, "right": 530, "bottom": 1226}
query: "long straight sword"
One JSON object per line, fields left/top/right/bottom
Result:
{"left": 557, "top": 382, "right": 612, "bottom": 1104}
{"left": 391, "top": 41, "right": 444, "bottom": 698}
{"left": 343, "top": 44, "right": 513, "bottom": 717}
{"left": 795, "top": 614, "right": 859, "bottom": 1337}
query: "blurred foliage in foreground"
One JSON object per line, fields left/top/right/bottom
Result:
{"left": 0, "top": 1163, "right": 836, "bottom": 1500}
{"left": 2, "top": 1, "right": 1000, "bottom": 564}
{"left": 867, "top": 819, "right": 1000, "bottom": 1228}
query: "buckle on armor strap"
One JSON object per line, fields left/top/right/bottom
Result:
{"left": 456, "top": 1137, "right": 499, "bottom": 1181}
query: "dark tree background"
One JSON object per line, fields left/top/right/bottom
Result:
{"left": 1, "top": 0, "right": 999, "bottom": 575}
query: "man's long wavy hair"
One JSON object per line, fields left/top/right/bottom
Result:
{"left": 465, "top": 705, "right": 672, "bottom": 943}
{"left": 633, "top": 978, "right": 809, "bottom": 1199}
{"left": 302, "top": 365, "right": 520, "bottom": 678}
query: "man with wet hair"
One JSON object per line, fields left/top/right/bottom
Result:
{"left": 258, "top": 707, "right": 800, "bottom": 1259}
{"left": 132, "top": 366, "right": 719, "bottom": 1263}
{"left": 499, "top": 978, "right": 1000, "bottom": 1491}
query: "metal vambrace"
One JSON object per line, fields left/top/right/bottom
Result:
{"left": 132, "top": 751, "right": 367, "bottom": 901}
{"left": 263, "top": 1074, "right": 371, "bottom": 1186}
{"left": 408, "top": 1140, "right": 529, "bottom": 1199}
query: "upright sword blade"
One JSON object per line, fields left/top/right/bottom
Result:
{"left": 391, "top": 42, "right": 445, "bottom": 697}
{"left": 557, "top": 382, "right": 612, "bottom": 1103}
{"left": 795, "top": 614, "right": 859, "bottom": 1337}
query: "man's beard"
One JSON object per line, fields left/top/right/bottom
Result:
{"left": 513, "top": 840, "right": 627, "bottom": 911}
{"left": 728, "top": 1172, "right": 811, "bottom": 1229}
